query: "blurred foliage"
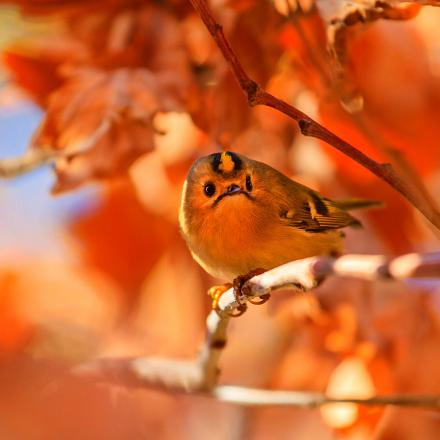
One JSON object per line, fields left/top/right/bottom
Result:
{"left": 0, "top": 0, "right": 440, "bottom": 439}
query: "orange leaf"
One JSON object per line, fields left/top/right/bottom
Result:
{"left": 70, "top": 180, "right": 179, "bottom": 299}
{"left": 31, "top": 67, "right": 187, "bottom": 192}
{"left": 3, "top": 50, "right": 64, "bottom": 107}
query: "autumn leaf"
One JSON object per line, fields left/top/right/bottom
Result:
{"left": 0, "top": 1, "right": 440, "bottom": 438}
{"left": 2, "top": 50, "right": 64, "bottom": 107}
{"left": 31, "top": 67, "right": 190, "bottom": 192}
{"left": 69, "top": 180, "right": 178, "bottom": 299}
{"left": 3, "top": 3, "right": 196, "bottom": 191}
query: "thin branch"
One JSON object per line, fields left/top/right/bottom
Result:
{"left": 286, "top": 5, "right": 440, "bottom": 229}
{"left": 215, "top": 252, "right": 440, "bottom": 314}
{"left": 74, "top": 312, "right": 229, "bottom": 392}
{"left": 0, "top": 119, "right": 111, "bottom": 178}
{"left": 188, "top": 0, "right": 440, "bottom": 231}
{"left": 75, "top": 358, "right": 440, "bottom": 409}
{"left": 352, "top": 113, "right": 440, "bottom": 236}
{"left": 212, "top": 386, "right": 440, "bottom": 409}
{"left": 0, "top": 149, "right": 56, "bottom": 178}
{"left": 74, "top": 364, "right": 440, "bottom": 409}
{"left": 74, "top": 252, "right": 440, "bottom": 409}
{"left": 283, "top": 0, "right": 440, "bottom": 231}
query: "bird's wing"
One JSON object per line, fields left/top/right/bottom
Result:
{"left": 279, "top": 187, "right": 361, "bottom": 233}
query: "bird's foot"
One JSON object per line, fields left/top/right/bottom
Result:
{"left": 233, "top": 268, "right": 270, "bottom": 308}
{"left": 208, "top": 283, "right": 231, "bottom": 311}
{"left": 208, "top": 268, "right": 270, "bottom": 318}
{"left": 208, "top": 283, "right": 247, "bottom": 317}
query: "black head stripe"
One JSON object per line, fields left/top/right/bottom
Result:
{"left": 210, "top": 151, "right": 242, "bottom": 174}
{"left": 228, "top": 152, "right": 242, "bottom": 171}
{"left": 211, "top": 153, "right": 222, "bottom": 172}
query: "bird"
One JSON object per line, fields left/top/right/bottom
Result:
{"left": 179, "top": 151, "right": 380, "bottom": 315}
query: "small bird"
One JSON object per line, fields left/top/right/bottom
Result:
{"left": 179, "top": 151, "right": 380, "bottom": 314}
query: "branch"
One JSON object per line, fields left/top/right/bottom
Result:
{"left": 283, "top": 2, "right": 440, "bottom": 231}
{"left": 74, "top": 252, "right": 440, "bottom": 409}
{"left": 188, "top": 0, "right": 440, "bottom": 231}
{"left": 212, "top": 386, "right": 440, "bottom": 409}
{"left": 0, "top": 149, "right": 55, "bottom": 177}
{"left": 0, "top": 119, "right": 111, "bottom": 178}
{"left": 74, "top": 311, "right": 229, "bottom": 392}
{"left": 216, "top": 252, "right": 440, "bottom": 314}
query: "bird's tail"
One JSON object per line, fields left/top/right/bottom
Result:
{"left": 333, "top": 198, "right": 384, "bottom": 211}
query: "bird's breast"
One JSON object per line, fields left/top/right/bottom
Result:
{"left": 186, "top": 196, "right": 342, "bottom": 281}
{"left": 187, "top": 196, "right": 270, "bottom": 279}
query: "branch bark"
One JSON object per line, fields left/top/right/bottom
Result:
{"left": 0, "top": 119, "right": 111, "bottom": 178}
{"left": 212, "top": 386, "right": 440, "bottom": 409}
{"left": 215, "top": 252, "right": 440, "bottom": 314}
{"left": 188, "top": 0, "right": 440, "bottom": 231}
{"left": 0, "top": 149, "right": 55, "bottom": 178}
{"left": 75, "top": 252, "right": 440, "bottom": 409}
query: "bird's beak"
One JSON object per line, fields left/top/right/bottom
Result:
{"left": 226, "top": 183, "right": 242, "bottom": 195}
{"left": 213, "top": 183, "right": 250, "bottom": 206}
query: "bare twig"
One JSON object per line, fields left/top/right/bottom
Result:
{"left": 0, "top": 119, "right": 111, "bottom": 178}
{"left": 0, "top": 149, "right": 56, "bottom": 177}
{"left": 215, "top": 252, "right": 440, "bottom": 314}
{"left": 188, "top": 0, "right": 440, "bottom": 231}
{"left": 212, "top": 386, "right": 440, "bottom": 409}
{"left": 75, "top": 252, "right": 440, "bottom": 409}
{"left": 285, "top": 3, "right": 440, "bottom": 230}
{"left": 74, "top": 311, "right": 229, "bottom": 392}
{"left": 352, "top": 113, "right": 440, "bottom": 236}
{"left": 280, "top": 2, "right": 440, "bottom": 235}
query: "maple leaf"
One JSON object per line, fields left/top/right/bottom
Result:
{"left": 1, "top": 2, "right": 198, "bottom": 191}
{"left": 31, "top": 67, "right": 187, "bottom": 192}
{"left": 3, "top": 50, "right": 64, "bottom": 107}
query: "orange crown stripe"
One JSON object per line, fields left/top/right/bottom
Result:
{"left": 219, "top": 152, "right": 235, "bottom": 173}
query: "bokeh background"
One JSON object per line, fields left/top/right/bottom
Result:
{"left": 0, "top": 1, "right": 440, "bottom": 439}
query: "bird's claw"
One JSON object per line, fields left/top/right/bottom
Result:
{"left": 233, "top": 268, "right": 270, "bottom": 312}
{"left": 208, "top": 283, "right": 246, "bottom": 317}
{"left": 247, "top": 293, "right": 271, "bottom": 305}
{"left": 208, "top": 268, "right": 270, "bottom": 318}
{"left": 208, "top": 283, "right": 231, "bottom": 311}
{"left": 227, "top": 303, "right": 248, "bottom": 317}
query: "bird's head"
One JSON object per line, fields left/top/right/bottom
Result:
{"left": 179, "top": 151, "right": 263, "bottom": 234}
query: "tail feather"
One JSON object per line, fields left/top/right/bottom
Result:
{"left": 333, "top": 198, "right": 384, "bottom": 211}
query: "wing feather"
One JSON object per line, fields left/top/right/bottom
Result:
{"left": 250, "top": 156, "right": 363, "bottom": 233}
{"left": 280, "top": 190, "right": 361, "bottom": 232}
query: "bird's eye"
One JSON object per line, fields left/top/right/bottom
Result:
{"left": 204, "top": 182, "right": 216, "bottom": 197}
{"left": 246, "top": 175, "right": 253, "bottom": 192}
